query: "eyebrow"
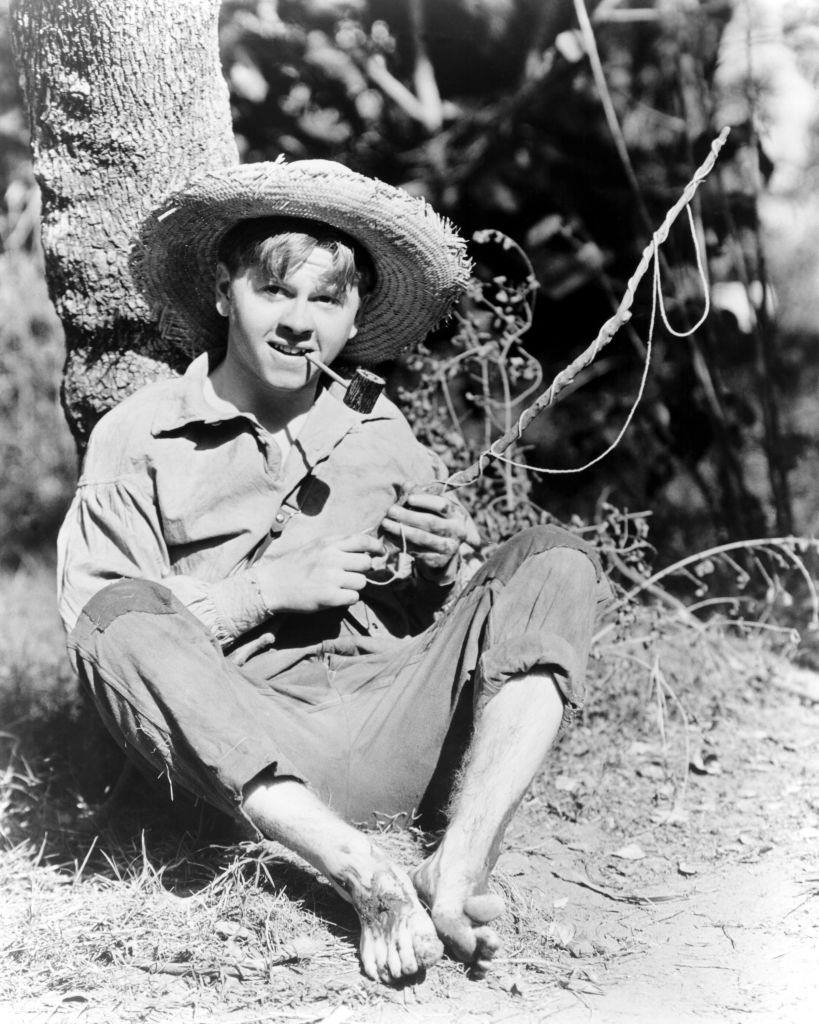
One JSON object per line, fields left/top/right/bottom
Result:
{"left": 252, "top": 266, "right": 351, "bottom": 297}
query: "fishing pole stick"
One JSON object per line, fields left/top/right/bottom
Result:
{"left": 444, "top": 126, "right": 731, "bottom": 492}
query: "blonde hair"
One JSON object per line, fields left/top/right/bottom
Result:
{"left": 218, "top": 216, "right": 375, "bottom": 297}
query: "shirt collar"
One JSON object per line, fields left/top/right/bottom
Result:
{"left": 151, "top": 351, "right": 243, "bottom": 436}
{"left": 151, "top": 350, "right": 394, "bottom": 442}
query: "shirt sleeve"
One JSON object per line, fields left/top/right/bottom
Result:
{"left": 57, "top": 473, "right": 269, "bottom": 645}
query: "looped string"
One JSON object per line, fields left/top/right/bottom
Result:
{"left": 484, "top": 202, "right": 710, "bottom": 477}
{"left": 365, "top": 519, "right": 413, "bottom": 586}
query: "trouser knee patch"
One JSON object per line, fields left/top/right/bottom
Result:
{"left": 83, "top": 578, "right": 177, "bottom": 632}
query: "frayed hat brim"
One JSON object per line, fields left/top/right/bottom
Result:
{"left": 133, "top": 159, "right": 471, "bottom": 365}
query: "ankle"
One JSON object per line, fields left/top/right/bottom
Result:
{"left": 423, "top": 838, "right": 490, "bottom": 889}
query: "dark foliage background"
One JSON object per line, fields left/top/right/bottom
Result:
{"left": 1, "top": 0, "right": 818, "bottom": 570}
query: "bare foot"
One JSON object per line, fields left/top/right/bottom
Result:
{"left": 335, "top": 851, "right": 444, "bottom": 984}
{"left": 412, "top": 852, "right": 506, "bottom": 976}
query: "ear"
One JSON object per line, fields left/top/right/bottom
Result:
{"left": 348, "top": 290, "right": 365, "bottom": 338}
{"left": 214, "top": 262, "right": 231, "bottom": 317}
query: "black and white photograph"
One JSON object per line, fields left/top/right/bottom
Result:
{"left": 1, "top": 1, "right": 817, "bottom": 1021}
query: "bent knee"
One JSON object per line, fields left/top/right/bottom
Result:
{"left": 484, "top": 525, "right": 603, "bottom": 588}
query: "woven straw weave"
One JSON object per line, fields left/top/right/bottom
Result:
{"left": 133, "top": 159, "right": 472, "bottom": 365}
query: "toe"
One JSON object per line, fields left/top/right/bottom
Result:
{"left": 386, "top": 941, "right": 403, "bottom": 982}
{"left": 359, "top": 931, "right": 378, "bottom": 981}
{"left": 397, "top": 922, "right": 420, "bottom": 976}
{"left": 413, "top": 925, "right": 444, "bottom": 969}
{"left": 463, "top": 892, "right": 505, "bottom": 924}
{"left": 473, "top": 925, "right": 501, "bottom": 964}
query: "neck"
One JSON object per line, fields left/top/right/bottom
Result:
{"left": 210, "top": 350, "right": 319, "bottom": 433}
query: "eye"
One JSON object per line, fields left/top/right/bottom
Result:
{"left": 262, "top": 281, "right": 289, "bottom": 296}
{"left": 313, "top": 293, "right": 342, "bottom": 306}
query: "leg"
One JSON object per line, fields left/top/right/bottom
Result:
{"left": 409, "top": 541, "right": 603, "bottom": 972}
{"left": 413, "top": 670, "right": 563, "bottom": 974}
{"left": 243, "top": 778, "right": 442, "bottom": 982}
{"left": 69, "top": 579, "right": 442, "bottom": 985}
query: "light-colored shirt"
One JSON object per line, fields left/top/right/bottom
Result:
{"left": 57, "top": 353, "right": 459, "bottom": 647}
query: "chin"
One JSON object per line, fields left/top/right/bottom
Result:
{"left": 259, "top": 368, "right": 316, "bottom": 393}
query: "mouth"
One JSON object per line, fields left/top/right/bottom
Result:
{"left": 267, "top": 342, "right": 312, "bottom": 359}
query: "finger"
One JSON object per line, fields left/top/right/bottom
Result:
{"left": 381, "top": 519, "right": 459, "bottom": 556}
{"left": 404, "top": 494, "right": 481, "bottom": 547}
{"left": 340, "top": 570, "right": 369, "bottom": 592}
{"left": 335, "top": 532, "right": 387, "bottom": 555}
{"left": 339, "top": 551, "right": 376, "bottom": 572}
{"left": 386, "top": 506, "right": 465, "bottom": 540}
{"left": 384, "top": 507, "right": 466, "bottom": 548}
{"left": 403, "top": 492, "right": 452, "bottom": 515}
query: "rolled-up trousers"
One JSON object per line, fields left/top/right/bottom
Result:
{"left": 67, "top": 526, "right": 609, "bottom": 827}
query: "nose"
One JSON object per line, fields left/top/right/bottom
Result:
{"left": 278, "top": 296, "right": 314, "bottom": 343}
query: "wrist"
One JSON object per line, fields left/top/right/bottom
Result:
{"left": 253, "top": 564, "right": 287, "bottom": 613}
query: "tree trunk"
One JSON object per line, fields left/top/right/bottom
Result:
{"left": 11, "top": 0, "right": 238, "bottom": 450}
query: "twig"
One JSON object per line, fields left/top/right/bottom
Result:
{"left": 607, "top": 536, "right": 819, "bottom": 619}
{"left": 444, "top": 127, "right": 730, "bottom": 491}
{"left": 546, "top": 865, "right": 681, "bottom": 905}
{"left": 130, "top": 938, "right": 325, "bottom": 979}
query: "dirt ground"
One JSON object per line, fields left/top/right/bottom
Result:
{"left": 324, "top": 667, "right": 819, "bottom": 1024}
{"left": 1, "top": 567, "right": 818, "bottom": 1024}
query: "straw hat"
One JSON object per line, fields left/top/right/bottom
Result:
{"left": 135, "top": 159, "right": 472, "bottom": 365}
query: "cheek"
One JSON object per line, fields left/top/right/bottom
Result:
{"left": 233, "top": 299, "right": 273, "bottom": 335}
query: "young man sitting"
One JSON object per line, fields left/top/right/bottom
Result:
{"left": 58, "top": 160, "right": 608, "bottom": 985}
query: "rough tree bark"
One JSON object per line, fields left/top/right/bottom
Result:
{"left": 11, "top": 0, "right": 238, "bottom": 451}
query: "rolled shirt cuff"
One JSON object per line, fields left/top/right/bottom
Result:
{"left": 163, "top": 571, "right": 271, "bottom": 646}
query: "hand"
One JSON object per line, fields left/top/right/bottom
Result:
{"left": 256, "top": 533, "right": 386, "bottom": 613}
{"left": 380, "top": 493, "right": 480, "bottom": 584}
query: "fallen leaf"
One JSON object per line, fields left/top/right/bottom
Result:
{"left": 636, "top": 763, "right": 666, "bottom": 781}
{"left": 677, "top": 861, "right": 699, "bottom": 876}
{"left": 547, "top": 920, "right": 576, "bottom": 948}
{"left": 554, "top": 775, "right": 583, "bottom": 793}
{"left": 553, "top": 896, "right": 569, "bottom": 909}
{"left": 689, "top": 752, "right": 722, "bottom": 776}
{"left": 611, "top": 843, "right": 646, "bottom": 861}
{"left": 737, "top": 833, "right": 755, "bottom": 846}
{"left": 567, "top": 938, "right": 596, "bottom": 958}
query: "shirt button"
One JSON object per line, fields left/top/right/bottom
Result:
{"left": 274, "top": 512, "right": 286, "bottom": 523}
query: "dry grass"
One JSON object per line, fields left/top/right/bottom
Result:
{"left": 0, "top": 563, "right": 573, "bottom": 1022}
{"left": 1, "top": 557, "right": 811, "bottom": 1022}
